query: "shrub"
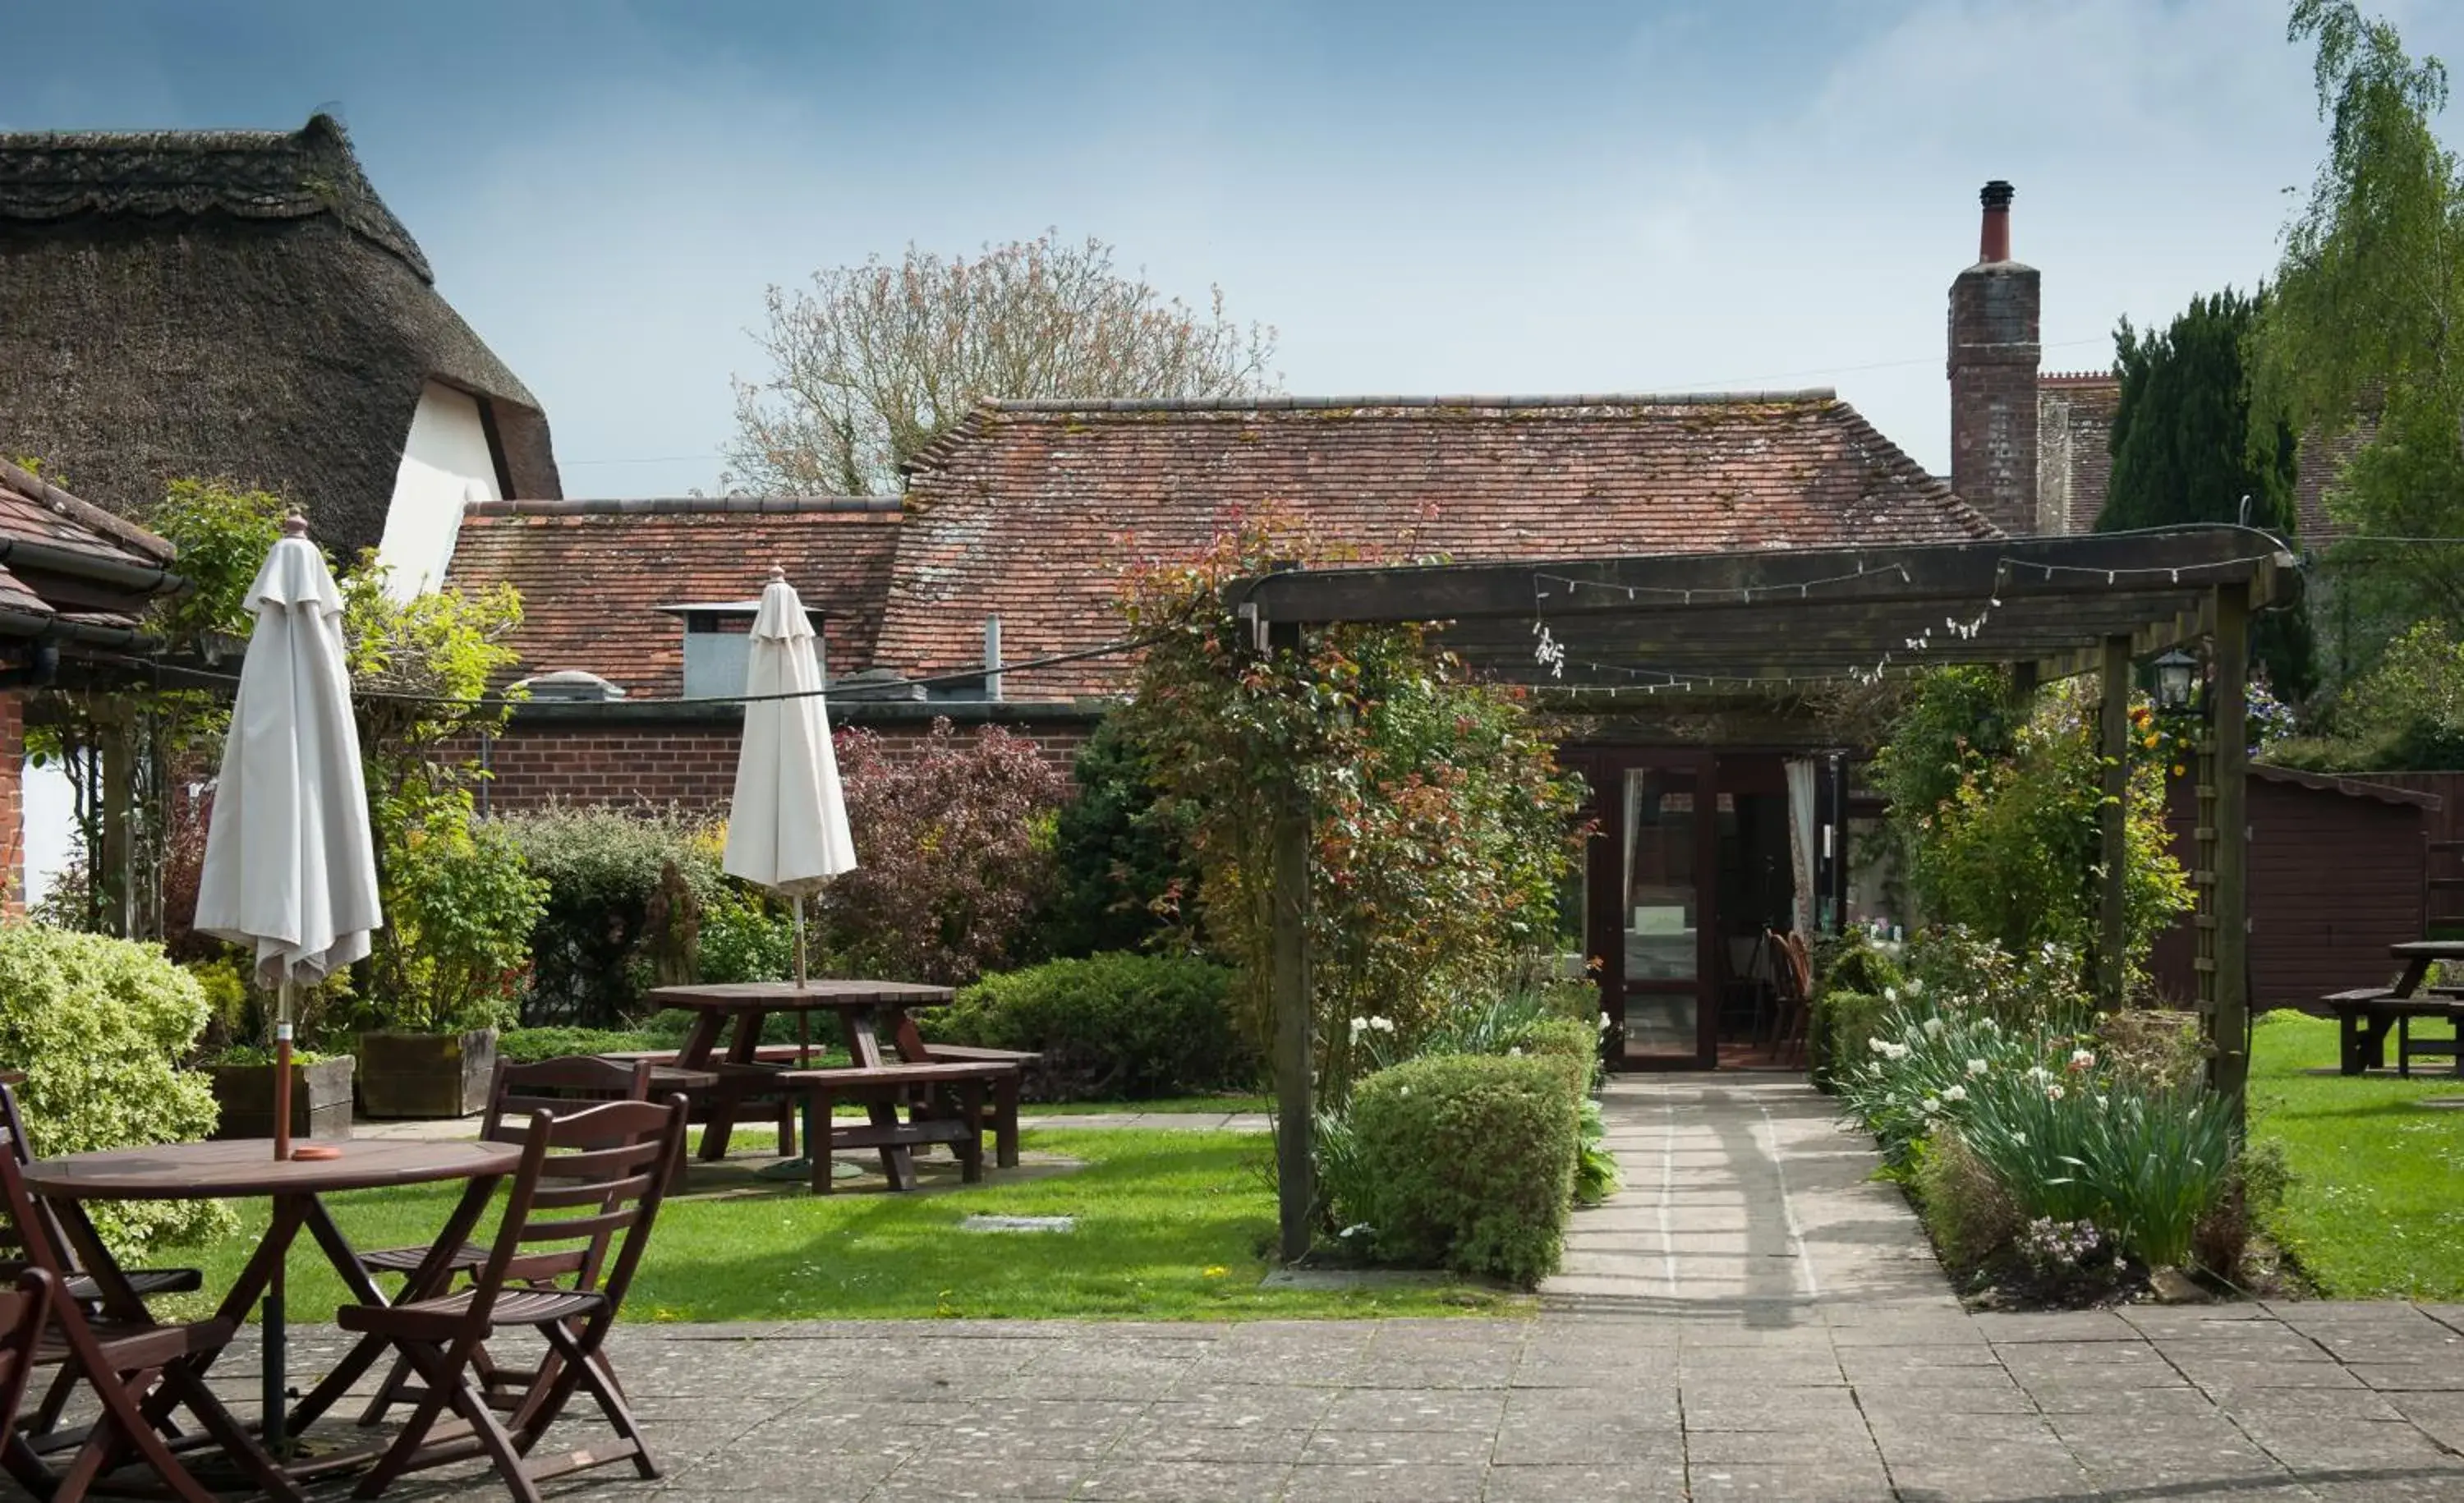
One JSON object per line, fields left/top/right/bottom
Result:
{"left": 497, "top": 1026, "right": 665, "bottom": 1064}
{"left": 1348, "top": 1052, "right": 1579, "bottom": 1287}
{"left": 0, "top": 926, "right": 232, "bottom": 1256}
{"left": 357, "top": 793, "right": 547, "bottom": 1036}
{"left": 822, "top": 720, "right": 1068, "bottom": 986}
{"left": 1040, "top": 715, "right": 1197, "bottom": 959}
{"left": 1813, "top": 932, "right": 1904, "bottom": 1000}
{"left": 694, "top": 887, "right": 798, "bottom": 986}
{"left": 924, "top": 953, "right": 1253, "bottom": 1099}
{"left": 1911, "top": 1130, "right": 2023, "bottom": 1272}
{"left": 499, "top": 807, "right": 720, "bottom": 1027}
{"left": 2094, "top": 1008, "right": 2207, "bottom": 1093}
{"left": 1809, "top": 990, "right": 1888, "bottom": 1092}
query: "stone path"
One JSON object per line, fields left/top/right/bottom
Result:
{"left": 45, "top": 1078, "right": 2464, "bottom": 1499}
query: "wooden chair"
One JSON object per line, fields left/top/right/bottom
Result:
{"left": 338, "top": 1096, "right": 688, "bottom": 1503}
{"left": 0, "top": 1081, "right": 205, "bottom": 1439}
{"left": 1765, "top": 930, "right": 1814, "bottom": 1068}
{"left": 355, "top": 1055, "right": 657, "bottom": 1284}
{"left": 339, "top": 1056, "right": 657, "bottom": 1428}
{"left": 0, "top": 1269, "right": 54, "bottom": 1467}
{"left": 0, "top": 1117, "right": 299, "bottom": 1503}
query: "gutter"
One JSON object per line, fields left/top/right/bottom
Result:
{"left": 0, "top": 535, "right": 190, "bottom": 600}
{"left": 0, "top": 605, "right": 157, "bottom": 650}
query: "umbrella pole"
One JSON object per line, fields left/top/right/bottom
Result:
{"left": 793, "top": 894, "right": 811, "bottom": 1065}
{"left": 266, "top": 978, "right": 291, "bottom": 1450}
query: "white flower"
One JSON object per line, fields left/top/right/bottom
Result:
{"left": 1920, "top": 1096, "right": 1942, "bottom": 1115}
{"left": 1597, "top": 1013, "right": 1614, "bottom": 1034}
{"left": 2013, "top": 1132, "right": 2029, "bottom": 1147}
{"left": 1349, "top": 1017, "right": 1369, "bottom": 1040}
{"left": 1943, "top": 1083, "right": 1968, "bottom": 1103}
{"left": 1884, "top": 986, "right": 1899, "bottom": 1003}
{"left": 2027, "top": 1064, "right": 2051, "bottom": 1083}
{"left": 1508, "top": 1046, "right": 1524, "bottom": 1057}
{"left": 2095, "top": 1095, "right": 2109, "bottom": 1109}
{"left": 1371, "top": 1017, "right": 1395, "bottom": 1033}
{"left": 1905, "top": 978, "right": 1925, "bottom": 995}
{"left": 1923, "top": 1018, "right": 1946, "bottom": 1038}
{"left": 2068, "top": 1048, "right": 2096, "bottom": 1073}
{"left": 2044, "top": 1082, "right": 2066, "bottom": 1101}
{"left": 1965, "top": 1059, "right": 1988, "bottom": 1078}
{"left": 1883, "top": 1041, "right": 1911, "bottom": 1061}
{"left": 1868, "top": 1036, "right": 1890, "bottom": 1055}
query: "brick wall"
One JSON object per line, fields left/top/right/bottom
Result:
{"left": 0, "top": 694, "right": 19, "bottom": 914}
{"left": 469, "top": 711, "right": 1098, "bottom": 814}
{"left": 2035, "top": 379, "right": 2121, "bottom": 535}
{"left": 1948, "top": 261, "right": 2043, "bottom": 535}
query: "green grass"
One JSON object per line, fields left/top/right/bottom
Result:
{"left": 163, "top": 1128, "right": 1519, "bottom": 1324}
{"left": 2251, "top": 1011, "right": 2464, "bottom": 1298}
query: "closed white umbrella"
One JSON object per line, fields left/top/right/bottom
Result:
{"left": 195, "top": 516, "right": 381, "bottom": 1163}
{"left": 722, "top": 566, "right": 857, "bottom": 987}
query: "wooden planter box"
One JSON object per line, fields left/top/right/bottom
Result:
{"left": 356, "top": 1028, "right": 498, "bottom": 1119}
{"left": 204, "top": 1055, "right": 356, "bottom": 1142}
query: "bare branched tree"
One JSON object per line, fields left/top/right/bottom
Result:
{"left": 725, "top": 232, "right": 1279, "bottom": 496}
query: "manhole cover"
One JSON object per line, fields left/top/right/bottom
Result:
{"left": 960, "top": 1215, "right": 1076, "bottom": 1233}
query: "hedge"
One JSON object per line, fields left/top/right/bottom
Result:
{"left": 0, "top": 926, "right": 231, "bottom": 1256}
{"left": 1809, "top": 989, "right": 1889, "bottom": 1092}
{"left": 1348, "top": 1052, "right": 1579, "bottom": 1288}
{"left": 922, "top": 953, "right": 1253, "bottom": 1099}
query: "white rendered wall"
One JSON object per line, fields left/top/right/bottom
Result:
{"left": 376, "top": 382, "right": 501, "bottom": 600}
{"left": 21, "top": 758, "right": 71, "bottom": 907}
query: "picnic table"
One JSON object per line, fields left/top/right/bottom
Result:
{"left": 24, "top": 1138, "right": 521, "bottom": 1460}
{"left": 646, "top": 979, "right": 956, "bottom": 1165}
{"left": 2328, "top": 940, "right": 2464, "bottom": 1077}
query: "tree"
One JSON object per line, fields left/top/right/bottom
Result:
{"left": 2253, "top": 0, "right": 2464, "bottom": 641}
{"left": 726, "top": 232, "right": 1278, "bottom": 496}
{"left": 2099, "top": 290, "right": 2316, "bottom": 701}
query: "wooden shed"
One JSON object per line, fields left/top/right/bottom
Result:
{"left": 2151, "top": 765, "right": 2437, "bottom": 1010}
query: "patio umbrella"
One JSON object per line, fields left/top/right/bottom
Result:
{"left": 723, "top": 563, "right": 855, "bottom": 986}
{"left": 723, "top": 568, "right": 856, "bottom": 1177}
{"left": 195, "top": 516, "right": 381, "bottom": 1165}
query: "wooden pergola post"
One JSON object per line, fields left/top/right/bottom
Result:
{"left": 2097, "top": 636, "right": 2131, "bottom": 1010}
{"left": 1266, "top": 624, "right": 1315, "bottom": 1265}
{"left": 2210, "top": 584, "right": 2252, "bottom": 1111}
{"left": 98, "top": 713, "right": 135, "bottom": 940}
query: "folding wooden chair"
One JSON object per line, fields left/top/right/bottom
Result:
{"left": 0, "top": 1079, "right": 206, "bottom": 1437}
{"left": 338, "top": 1096, "right": 687, "bottom": 1503}
{"left": 0, "top": 1268, "right": 55, "bottom": 1450}
{"left": 0, "top": 1118, "right": 299, "bottom": 1503}
{"left": 354, "top": 1056, "right": 657, "bottom": 1285}
{"left": 329, "top": 1055, "right": 657, "bottom": 1429}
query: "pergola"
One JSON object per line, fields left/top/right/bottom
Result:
{"left": 1227, "top": 525, "right": 2301, "bottom": 1259}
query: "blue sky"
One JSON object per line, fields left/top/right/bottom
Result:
{"left": 13, "top": 0, "right": 2462, "bottom": 497}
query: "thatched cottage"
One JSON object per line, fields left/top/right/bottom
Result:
{"left": 0, "top": 113, "right": 559, "bottom": 593}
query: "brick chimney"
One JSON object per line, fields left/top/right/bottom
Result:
{"left": 1947, "top": 180, "right": 2041, "bottom": 534}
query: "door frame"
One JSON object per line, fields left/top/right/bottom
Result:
{"left": 1579, "top": 747, "right": 1719, "bottom": 1072}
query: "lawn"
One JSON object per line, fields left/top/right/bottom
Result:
{"left": 163, "top": 1128, "right": 1518, "bottom": 1323}
{"left": 2251, "top": 1011, "right": 2464, "bottom": 1298}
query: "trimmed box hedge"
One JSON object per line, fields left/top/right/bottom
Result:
{"left": 1347, "top": 1052, "right": 1579, "bottom": 1288}
{"left": 922, "top": 953, "right": 1254, "bottom": 1100}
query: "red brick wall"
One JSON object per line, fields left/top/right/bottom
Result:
{"left": 1949, "top": 261, "right": 2043, "bottom": 535}
{"left": 470, "top": 716, "right": 1096, "bottom": 813}
{"left": 0, "top": 694, "right": 20, "bottom": 914}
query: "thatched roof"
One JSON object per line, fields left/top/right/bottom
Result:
{"left": 0, "top": 113, "right": 559, "bottom": 557}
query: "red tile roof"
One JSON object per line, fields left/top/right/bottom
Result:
{"left": 876, "top": 392, "right": 1995, "bottom": 696}
{"left": 448, "top": 497, "right": 902, "bottom": 697}
{"left": 0, "top": 457, "right": 177, "bottom": 632}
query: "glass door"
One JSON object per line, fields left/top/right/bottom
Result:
{"left": 1618, "top": 761, "right": 1716, "bottom": 1066}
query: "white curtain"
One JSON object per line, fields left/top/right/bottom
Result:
{"left": 1784, "top": 758, "right": 1818, "bottom": 936}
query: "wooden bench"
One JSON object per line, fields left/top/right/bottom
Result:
{"left": 779, "top": 1062, "right": 1021, "bottom": 1193}
{"left": 2323, "top": 989, "right": 2464, "bottom": 1077}
{"left": 605, "top": 1044, "right": 1028, "bottom": 1165}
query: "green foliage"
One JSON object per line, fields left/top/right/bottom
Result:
{"left": 497, "top": 1026, "right": 665, "bottom": 1064}
{"left": 1911, "top": 1131, "right": 2023, "bottom": 1273}
{"left": 1115, "top": 507, "right": 1584, "bottom": 1106}
{"left": 142, "top": 480, "right": 290, "bottom": 652}
{"left": 1809, "top": 990, "right": 1887, "bottom": 1092}
{"left": 924, "top": 953, "right": 1254, "bottom": 1099}
{"left": 695, "top": 888, "right": 798, "bottom": 985}
{"left": 356, "top": 793, "right": 546, "bottom": 1035}
{"left": 0, "top": 926, "right": 232, "bottom": 1257}
{"left": 1346, "top": 1053, "right": 1579, "bottom": 1288}
{"left": 2099, "top": 289, "right": 2315, "bottom": 701}
{"left": 498, "top": 807, "right": 721, "bottom": 1025}
{"left": 2265, "top": 619, "right": 2464, "bottom": 770}
{"left": 2256, "top": 2, "right": 2464, "bottom": 641}
{"left": 1039, "top": 716, "right": 1197, "bottom": 958}
{"left": 821, "top": 720, "right": 1069, "bottom": 987}
{"left": 1873, "top": 673, "right": 2189, "bottom": 992}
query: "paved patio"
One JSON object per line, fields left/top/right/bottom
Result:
{"left": 48, "top": 1078, "right": 2464, "bottom": 1499}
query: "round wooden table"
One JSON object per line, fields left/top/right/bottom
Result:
{"left": 27, "top": 1138, "right": 522, "bottom": 1452}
